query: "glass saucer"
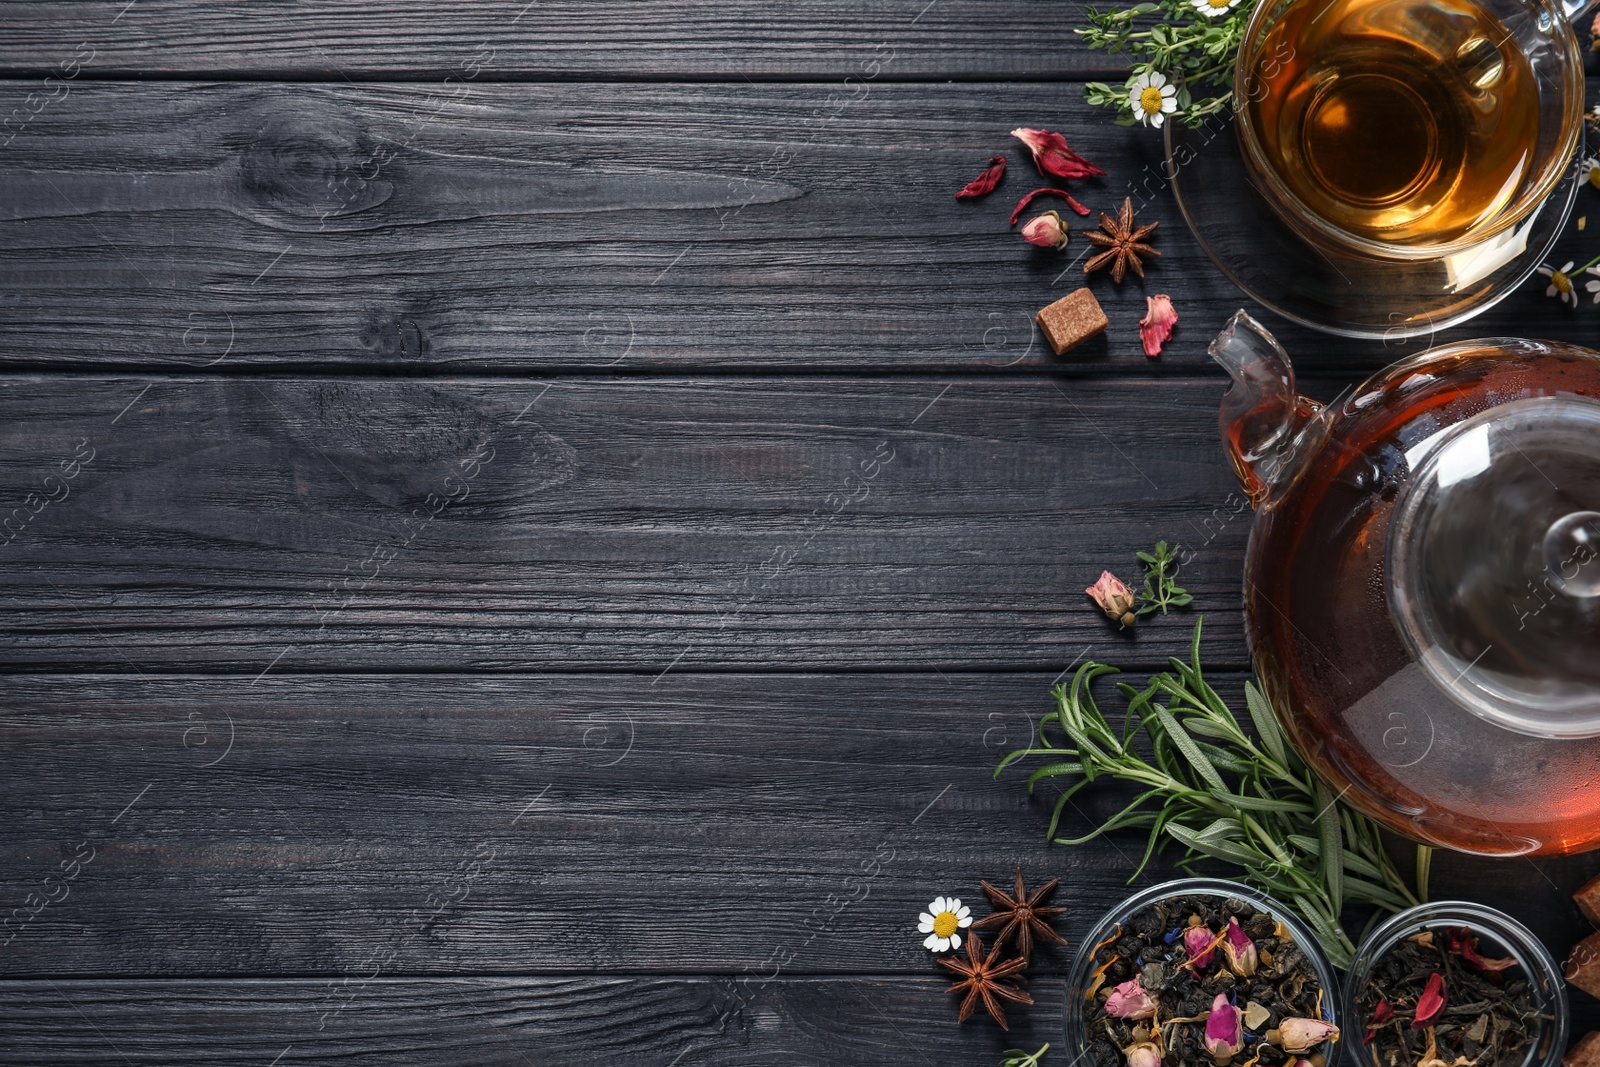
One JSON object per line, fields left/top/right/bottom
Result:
{"left": 1166, "top": 114, "right": 1584, "bottom": 341}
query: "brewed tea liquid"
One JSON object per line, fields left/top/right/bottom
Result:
{"left": 1246, "top": 0, "right": 1539, "bottom": 246}
{"left": 1247, "top": 352, "right": 1600, "bottom": 856}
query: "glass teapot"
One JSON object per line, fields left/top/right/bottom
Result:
{"left": 1212, "top": 311, "right": 1600, "bottom": 856}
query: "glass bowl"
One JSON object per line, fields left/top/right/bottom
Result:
{"left": 1342, "top": 903, "right": 1568, "bottom": 1067}
{"left": 1064, "top": 878, "right": 1341, "bottom": 1065}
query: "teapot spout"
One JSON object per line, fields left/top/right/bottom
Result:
{"left": 1210, "top": 311, "right": 1327, "bottom": 506}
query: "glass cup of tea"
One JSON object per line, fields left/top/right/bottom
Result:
{"left": 1232, "top": 0, "right": 1592, "bottom": 261}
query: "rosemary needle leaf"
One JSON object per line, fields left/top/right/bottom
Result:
{"left": 998, "top": 616, "right": 1422, "bottom": 971}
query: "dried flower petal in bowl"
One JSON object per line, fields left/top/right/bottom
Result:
{"left": 1066, "top": 880, "right": 1340, "bottom": 1067}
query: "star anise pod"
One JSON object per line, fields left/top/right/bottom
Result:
{"left": 1083, "top": 197, "right": 1160, "bottom": 283}
{"left": 938, "top": 931, "right": 1033, "bottom": 1029}
{"left": 973, "top": 868, "right": 1068, "bottom": 963}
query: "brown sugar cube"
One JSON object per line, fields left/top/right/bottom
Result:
{"left": 1565, "top": 931, "right": 1600, "bottom": 998}
{"left": 1565, "top": 1032, "right": 1600, "bottom": 1067}
{"left": 1574, "top": 871, "right": 1600, "bottom": 925}
{"left": 1036, "top": 288, "right": 1109, "bottom": 356}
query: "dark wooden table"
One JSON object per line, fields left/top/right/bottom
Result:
{"left": 0, "top": 4, "right": 1597, "bottom": 1063}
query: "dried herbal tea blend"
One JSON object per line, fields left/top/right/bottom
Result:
{"left": 1083, "top": 895, "right": 1338, "bottom": 1067}
{"left": 1357, "top": 928, "right": 1543, "bottom": 1067}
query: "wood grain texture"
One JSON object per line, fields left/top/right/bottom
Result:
{"left": 0, "top": 373, "right": 1258, "bottom": 672}
{"left": 2, "top": 80, "right": 1595, "bottom": 373}
{"left": 0, "top": 976, "right": 1074, "bottom": 1066}
{"left": 1, "top": 671, "right": 1595, "bottom": 983}
{"left": 0, "top": 0, "right": 1127, "bottom": 80}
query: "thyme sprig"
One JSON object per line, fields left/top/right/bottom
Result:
{"left": 1136, "top": 540, "right": 1192, "bottom": 616}
{"left": 1002, "top": 1045, "right": 1051, "bottom": 1067}
{"left": 997, "top": 617, "right": 1425, "bottom": 969}
{"left": 1080, "top": 0, "right": 1257, "bottom": 127}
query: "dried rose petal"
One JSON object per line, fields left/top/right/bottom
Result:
{"left": 1021, "top": 211, "right": 1070, "bottom": 250}
{"left": 1412, "top": 972, "right": 1447, "bottom": 1028}
{"left": 1444, "top": 927, "right": 1517, "bottom": 973}
{"left": 1086, "top": 570, "right": 1137, "bottom": 627}
{"left": 1364, "top": 997, "right": 1394, "bottom": 1045}
{"left": 1139, "top": 294, "right": 1178, "bottom": 358}
{"left": 1010, "top": 187, "right": 1092, "bottom": 225}
{"left": 956, "top": 155, "right": 1008, "bottom": 200}
{"left": 1012, "top": 127, "right": 1107, "bottom": 180}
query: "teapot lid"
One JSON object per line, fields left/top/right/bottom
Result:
{"left": 1388, "top": 396, "right": 1600, "bottom": 738}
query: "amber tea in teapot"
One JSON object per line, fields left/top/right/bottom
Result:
{"left": 1245, "top": 0, "right": 1540, "bottom": 247}
{"left": 1214, "top": 312, "right": 1600, "bottom": 856}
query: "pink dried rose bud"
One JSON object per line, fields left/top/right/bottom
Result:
{"left": 1125, "top": 1041, "right": 1163, "bottom": 1067}
{"left": 1412, "top": 972, "right": 1447, "bottom": 1028}
{"left": 1184, "top": 924, "right": 1218, "bottom": 968}
{"left": 1086, "top": 570, "right": 1137, "bottom": 627}
{"left": 1221, "top": 917, "right": 1257, "bottom": 977}
{"left": 1011, "top": 127, "right": 1108, "bottom": 180}
{"left": 1105, "top": 978, "right": 1158, "bottom": 1019}
{"left": 1205, "top": 993, "right": 1244, "bottom": 1063}
{"left": 956, "top": 155, "right": 1007, "bottom": 200}
{"left": 1139, "top": 294, "right": 1178, "bottom": 358}
{"left": 1274, "top": 1017, "right": 1340, "bottom": 1053}
{"left": 1022, "top": 210, "right": 1070, "bottom": 250}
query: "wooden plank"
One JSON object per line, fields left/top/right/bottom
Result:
{"left": 0, "top": 373, "right": 1256, "bottom": 672}
{"left": 0, "top": 1, "right": 1127, "bottom": 80}
{"left": 0, "top": 976, "right": 1077, "bottom": 1066}
{"left": 2, "top": 80, "right": 1592, "bottom": 372}
{"left": 0, "top": 670, "right": 1182, "bottom": 977}
{"left": 1, "top": 671, "right": 1594, "bottom": 982}
{"left": 2, "top": 975, "right": 1595, "bottom": 1066}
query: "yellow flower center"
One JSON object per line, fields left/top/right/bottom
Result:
{"left": 1139, "top": 87, "right": 1165, "bottom": 115}
{"left": 933, "top": 911, "right": 960, "bottom": 938}
{"left": 1588, "top": 165, "right": 1600, "bottom": 192}
{"left": 1553, "top": 270, "right": 1572, "bottom": 294}
{"left": 1208, "top": 0, "right": 1233, "bottom": 10}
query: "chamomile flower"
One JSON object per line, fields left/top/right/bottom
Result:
{"left": 1539, "top": 261, "right": 1579, "bottom": 306}
{"left": 917, "top": 895, "right": 972, "bottom": 953}
{"left": 1583, "top": 154, "right": 1600, "bottom": 193}
{"left": 1127, "top": 72, "right": 1179, "bottom": 128}
{"left": 1191, "top": 0, "right": 1242, "bottom": 17}
{"left": 1587, "top": 265, "right": 1600, "bottom": 305}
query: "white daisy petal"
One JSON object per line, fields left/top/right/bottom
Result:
{"left": 931, "top": 896, "right": 946, "bottom": 914}
{"left": 950, "top": 932, "right": 962, "bottom": 950}
{"left": 918, "top": 918, "right": 934, "bottom": 933}
{"left": 924, "top": 933, "right": 941, "bottom": 950}
{"left": 1152, "top": 112, "right": 1167, "bottom": 128}
{"left": 934, "top": 935, "right": 951, "bottom": 951}
{"left": 1563, "top": 261, "right": 1576, "bottom": 273}
{"left": 956, "top": 905, "right": 971, "bottom": 919}
{"left": 1548, "top": 284, "right": 1559, "bottom": 297}
{"left": 957, "top": 914, "right": 973, "bottom": 928}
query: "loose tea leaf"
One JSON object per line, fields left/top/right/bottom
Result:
{"left": 997, "top": 617, "right": 1425, "bottom": 969}
{"left": 1083, "top": 895, "right": 1338, "bottom": 1067}
{"left": 1357, "top": 928, "right": 1542, "bottom": 1067}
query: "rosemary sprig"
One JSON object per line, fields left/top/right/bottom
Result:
{"left": 1135, "top": 541, "right": 1192, "bottom": 617}
{"left": 1002, "top": 1045, "right": 1050, "bottom": 1067}
{"left": 1079, "top": 0, "right": 1256, "bottom": 128}
{"left": 996, "top": 617, "right": 1423, "bottom": 969}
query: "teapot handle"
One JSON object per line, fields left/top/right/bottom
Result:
{"left": 1210, "top": 310, "right": 1327, "bottom": 506}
